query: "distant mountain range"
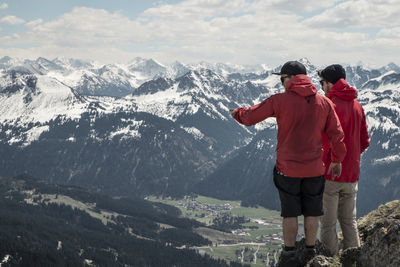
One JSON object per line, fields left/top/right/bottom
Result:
{"left": 0, "top": 56, "right": 271, "bottom": 98}
{"left": 0, "top": 56, "right": 399, "bottom": 216}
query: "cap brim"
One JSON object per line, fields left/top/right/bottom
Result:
{"left": 272, "top": 72, "right": 282, "bottom": 75}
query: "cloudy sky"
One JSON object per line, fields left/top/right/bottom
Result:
{"left": 0, "top": 0, "right": 399, "bottom": 67}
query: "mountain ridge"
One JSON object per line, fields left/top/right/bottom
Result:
{"left": 0, "top": 56, "right": 399, "bottom": 216}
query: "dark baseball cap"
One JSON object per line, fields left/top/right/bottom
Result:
{"left": 319, "top": 64, "right": 346, "bottom": 84}
{"left": 272, "top": 61, "right": 307, "bottom": 75}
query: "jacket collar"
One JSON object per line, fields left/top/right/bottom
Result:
{"left": 286, "top": 74, "right": 317, "bottom": 97}
{"left": 327, "top": 79, "right": 357, "bottom": 101}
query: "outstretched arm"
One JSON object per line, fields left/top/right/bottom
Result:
{"left": 230, "top": 97, "right": 276, "bottom": 126}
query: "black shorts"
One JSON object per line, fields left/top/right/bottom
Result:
{"left": 273, "top": 167, "right": 325, "bottom": 218}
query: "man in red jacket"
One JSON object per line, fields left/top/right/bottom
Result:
{"left": 231, "top": 61, "right": 346, "bottom": 265}
{"left": 318, "top": 64, "right": 370, "bottom": 255}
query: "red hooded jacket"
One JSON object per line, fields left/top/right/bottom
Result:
{"left": 233, "top": 75, "right": 346, "bottom": 177}
{"left": 322, "top": 78, "right": 369, "bottom": 182}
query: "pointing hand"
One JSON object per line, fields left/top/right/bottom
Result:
{"left": 229, "top": 108, "right": 237, "bottom": 118}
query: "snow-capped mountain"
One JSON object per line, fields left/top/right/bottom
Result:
{"left": 0, "top": 57, "right": 171, "bottom": 98}
{"left": 130, "top": 68, "right": 280, "bottom": 154}
{"left": 0, "top": 56, "right": 279, "bottom": 98}
{"left": 127, "top": 57, "right": 167, "bottom": 78}
{"left": 356, "top": 71, "right": 400, "bottom": 215}
{"left": 190, "top": 61, "right": 271, "bottom": 77}
{"left": 0, "top": 70, "right": 86, "bottom": 122}
{"left": 0, "top": 68, "right": 218, "bottom": 196}
{"left": 0, "top": 57, "right": 399, "bottom": 215}
{"left": 0, "top": 69, "right": 89, "bottom": 146}
{"left": 52, "top": 57, "right": 94, "bottom": 70}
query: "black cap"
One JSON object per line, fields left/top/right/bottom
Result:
{"left": 319, "top": 64, "right": 346, "bottom": 84}
{"left": 272, "top": 61, "right": 307, "bottom": 75}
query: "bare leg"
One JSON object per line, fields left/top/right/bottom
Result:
{"left": 304, "top": 216, "right": 319, "bottom": 246}
{"left": 283, "top": 217, "right": 298, "bottom": 247}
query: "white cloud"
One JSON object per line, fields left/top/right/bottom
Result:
{"left": 377, "top": 27, "right": 400, "bottom": 39}
{"left": 1, "top": 0, "right": 399, "bottom": 67}
{"left": 304, "top": 0, "right": 400, "bottom": 28}
{"left": 248, "top": 0, "right": 340, "bottom": 14}
{"left": 142, "top": 0, "right": 250, "bottom": 19}
{"left": 25, "top": 19, "right": 43, "bottom": 28}
{"left": 0, "top": 15, "right": 25, "bottom": 25}
{"left": 0, "top": 3, "right": 8, "bottom": 9}
{"left": 0, "top": 33, "right": 20, "bottom": 43}
{"left": 25, "top": 7, "right": 140, "bottom": 46}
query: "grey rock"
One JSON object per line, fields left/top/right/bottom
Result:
{"left": 356, "top": 200, "right": 400, "bottom": 267}
{"left": 306, "top": 255, "right": 340, "bottom": 267}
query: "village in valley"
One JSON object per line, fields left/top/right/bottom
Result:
{"left": 148, "top": 195, "right": 306, "bottom": 266}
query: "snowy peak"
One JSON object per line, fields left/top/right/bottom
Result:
{"left": 343, "top": 66, "right": 382, "bottom": 89}
{"left": 176, "top": 69, "right": 226, "bottom": 94}
{"left": 0, "top": 56, "right": 21, "bottom": 68}
{"left": 133, "top": 68, "right": 226, "bottom": 96}
{"left": 162, "top": 61, "right": 190, "bottom": 79}
{"left": 0, "top": 69, "right": 38, "bottom": 97}
{"left": 298, "top": 57, "right": 315, "bottom": 72}
{"left": 23, "top": 57, "right": 66, "bottom": 75}
{"left": 52, "top": 57, "right": 94, "bottom": 70}
{"left": 362, "top": 71, "right": 400, "bottom": 90}
{"left": 128, "top": 57, "right": 167, "bottom": 77}
{"left": 384, "top": 62, "right": 400, "bottom": 73}
{"left": 0, "top": 70, "right": 86, "bottom": 125}
{"left": 189, "top": 62, "right": 270, "bottom": 77}
{"left": 133, "top": 77, "right": 174, "bottom": 95}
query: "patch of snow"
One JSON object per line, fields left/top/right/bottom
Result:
{"left": 182, "top": 127, "right": 205, "bottom": 140}
{"left": 373, "top": 155, "right": 400, "bottom": 165}
{"left": 67, "top": 136, "right": 76, "bottom": 142}
{"left": 84, "top": 259, "right": 94, "bottom": 266}
{"left": 109, "top": 120, "right": 143, "bottom": 140}
{"left": 382, "top": 140, "right": 389, "bottom": 150}
{"left": 57, "top": 241, "right": 62, "bottom": 251}
{"left": 0, "top": 75, "right": 87, "bottom": 124}
{"left": 23, "top": 125, "right": 49, "bottom": 146}
{"left": 1, "top": 254, "right": 11, "bottom": 265}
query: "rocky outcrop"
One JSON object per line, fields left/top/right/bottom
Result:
{"left": 277, "top": 200, "right": 400, "bottom": 267}
{"left": 330, "top": 200, "right": 399, "bottom": 267}
{"left": 355, "top": 199, "right": 400, "bottom": 267}
{"left": 277, "top": 239, "right": 334, "bottom": 267}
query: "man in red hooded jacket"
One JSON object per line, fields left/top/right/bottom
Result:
{"left": 231, "top": 61, "right": 346, "bottom": 265}
{"left": 318, "top": 64, "right": 370, "bottom": 255}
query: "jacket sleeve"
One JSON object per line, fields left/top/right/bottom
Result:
{"left": 325, "top": 102, "right": 346, "bottom": 163}
{"left": 233, "top": 97, "right": 276, "bottom": 126}
{"left": 360, "top": 107, "right": 370, "bottom": 153}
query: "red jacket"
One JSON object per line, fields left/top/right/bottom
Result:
{"left": 322, "top": 79, "right": 369, "bottom": 182}
{"left": 233, "top": 75, "right": 346, "bottom": 177}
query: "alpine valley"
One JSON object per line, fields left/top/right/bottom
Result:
{"left": 1, "top": 56, "right": 399, "bottom": 221}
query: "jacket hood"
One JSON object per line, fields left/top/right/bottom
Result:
{"left": 327, "top": 78, "right": 357, "bottom": 101}
{"left": 286, "top": 74, "right": 317, "bottom": 97}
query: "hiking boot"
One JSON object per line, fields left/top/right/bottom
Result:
{"left": 277, "top": 250, "right": 301, "bottom": 267}
{"left": 300, "top": 247, "right": 316, "bottom": 266}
